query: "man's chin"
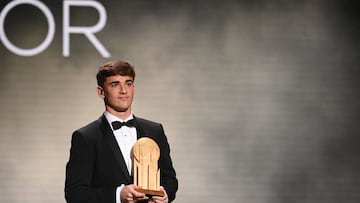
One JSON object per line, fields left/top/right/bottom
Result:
{"left": 106, "top": 105, "right": 130, "bottom": 114}
{"left": 116, "top": 106, "right": 131, "bottom": 113}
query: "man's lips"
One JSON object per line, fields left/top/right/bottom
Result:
{"left": 118, "top": 96, "right": 128, "bottom": 100}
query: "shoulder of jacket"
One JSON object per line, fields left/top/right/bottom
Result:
{"left": 73, "top": 119, "right": 103, "bottom": 140}
{"left": 135, "top": 116, "right": 162, "bottom": 127}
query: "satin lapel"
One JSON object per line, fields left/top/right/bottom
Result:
{"left": 134, "top": 116, "right": 145, "bottom": 139}
{"left": 98, "top": 115, "right": 132, "bottom": 183}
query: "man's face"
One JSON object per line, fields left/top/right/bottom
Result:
{"left": 99, "top": 75, "right": 135, "bottom": 115}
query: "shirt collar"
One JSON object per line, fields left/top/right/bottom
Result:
{"left": 104, "top": 111, "right": 134, "bottom": 129}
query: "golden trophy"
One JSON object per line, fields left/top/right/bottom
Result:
{"left": 131, "top": 137, "right": 165, "bottom": 197}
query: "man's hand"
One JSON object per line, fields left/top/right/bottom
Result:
{"left": 149, "top": 186, "right": 168, "bottom": 203}
{"left": 120, "top": 184, "right": 148, "bottom": 203}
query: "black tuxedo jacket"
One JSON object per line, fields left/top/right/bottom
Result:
{"left": 65, "top": 115, "right": 178, "bottom": 203}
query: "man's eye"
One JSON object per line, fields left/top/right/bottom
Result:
{"left": 126, "top": 82, "right": 133, "bottom": 87}
{"left": 110, "top": 83, "right": 118, "bottom": 87}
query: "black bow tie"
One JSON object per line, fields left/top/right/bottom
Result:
{"left": 111, "top": 119, "right": 136, "bottom": 130}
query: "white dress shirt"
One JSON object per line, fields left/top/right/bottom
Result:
{"left": 104, "top": 111, "right": 137, "bottom": 203}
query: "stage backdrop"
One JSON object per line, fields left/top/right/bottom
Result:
{"left": 1, "top": 0, "right": 360, "bottom": 203}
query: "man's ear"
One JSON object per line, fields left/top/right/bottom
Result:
{"left": 97, "top": 86, "right": 105, "bottom": 98}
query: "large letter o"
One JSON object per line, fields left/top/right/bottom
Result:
{"left": 0, "top": 0, "right": 55, "bottom": 56}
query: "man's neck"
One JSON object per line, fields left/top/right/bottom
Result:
{"left": 105, "top": 108, "right": 132, "bottom": 120}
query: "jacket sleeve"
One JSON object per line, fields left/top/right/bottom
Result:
{"left": 64, "top": 131, "right": 116, "bottom": 203}
{"left": 158, "top": 124, "right": 178, "bottom": 202}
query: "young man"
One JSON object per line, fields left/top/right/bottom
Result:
{"left": 65, "top": 60, "right": 178, "bottom": 203}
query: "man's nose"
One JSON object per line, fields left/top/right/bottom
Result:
{"left": 119, "top": 84, "right": 127, "bottom": 93}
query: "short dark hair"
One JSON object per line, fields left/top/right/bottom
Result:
{"left": 96, "top": 60, "right": 136, "bottom": 87}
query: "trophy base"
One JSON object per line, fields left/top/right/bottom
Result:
{"left": 136, "top": 188, "right": 165, "bottom": 197}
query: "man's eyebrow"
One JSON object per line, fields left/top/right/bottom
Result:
{"left": 109, "top": 81, "right": 120, "bottom": 84}
{"left": 108, "top": 80, "right": 133, "bottom": 85}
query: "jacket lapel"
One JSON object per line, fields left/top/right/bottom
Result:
{"left": 134, "top": 116, "right": 145, "bottom": 139}
{"left": 98, "top": 115, "right": 132, "bottom": 183}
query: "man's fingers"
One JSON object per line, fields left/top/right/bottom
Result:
{"left": 150, "top": 186, "right": 168, "bottom": 203}
{"left": 132, "top": 189, "right": 145, "bottom": 198}
{"left": 121, "top": 184, "right": 148, "bottom": 202}
{"left": 126, "top": 193, "right": 133, "bottom": 200}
